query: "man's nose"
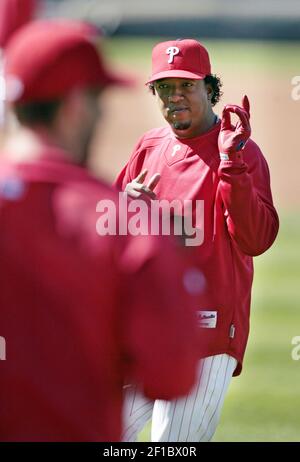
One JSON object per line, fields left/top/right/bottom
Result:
{"left": 168, "top": 91, "right": 184, "bottom": 103}
{"left": 169, "top": 95, "right": 183, "bottom": 103}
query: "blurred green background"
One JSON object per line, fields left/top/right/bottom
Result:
{"left": 103, "top": 38, "right": 300, "bottom": 442}
{"left": 215, "top": 214, "right": 300, "bottom": 441}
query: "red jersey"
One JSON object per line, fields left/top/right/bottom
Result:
{"left": 115, "top": 122, "right": 279, "bottom": 375}
{"left": 0, "top": 148, "right": 198, "bottom": 441}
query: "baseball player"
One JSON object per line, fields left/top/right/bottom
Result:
{"left": 115, "top": 38, "right": 279, "bottom": 442}
{"left": 0, "top": 24, "right": 199, "bottom": 441}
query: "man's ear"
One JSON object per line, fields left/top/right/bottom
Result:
{"left": 205, "top": 83, "right": 213, "bottom": 101}
{"left": 149, "top": 84, "right": 156, "bottom": 96}
{"left": 51, "top": 89, "right": 87, "bottom": 152}
{"left": 58, "top": 89, "right": 84, "bottom": 123}
{"left": 53, "top": 89, "right": 86, "bottom": 139}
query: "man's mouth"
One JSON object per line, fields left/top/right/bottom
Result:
{"left": 168, "top": 107, "right": 189, "bottom": 117}
{"left": 169, "top": 107, "right": 188, "bottom": 112}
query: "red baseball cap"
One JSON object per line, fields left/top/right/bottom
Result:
{"left": 146, "top": 39, "right": 211, "bottom": 84}
{"left": 4, "top": 20, "right": 132, "bottom": 104}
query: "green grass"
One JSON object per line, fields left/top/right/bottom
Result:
{"left": 138, "top": 212, "right": 300, "bottom": 441}
{"left": 214, "top": 213, "right": 300, "bottom": 442}
{"left": 104, "top": 37, "right": 300, "bottom": 75}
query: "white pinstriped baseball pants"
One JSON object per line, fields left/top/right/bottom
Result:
{"left": 122, "top": 354, "right": 237, "bottom": 442}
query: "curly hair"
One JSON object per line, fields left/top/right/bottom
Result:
{"left": 148, "top": 74, "right": 223, "bottom": 106}
{"left": 204, "top": 74, "right": 223, "bottom": 106}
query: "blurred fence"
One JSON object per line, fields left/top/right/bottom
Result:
{"left": 44, "top": 0, "right": 300, "bottom": 39}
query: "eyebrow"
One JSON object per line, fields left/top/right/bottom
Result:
{"left": 155, "top": 79, "right": 196, "bottom": 85}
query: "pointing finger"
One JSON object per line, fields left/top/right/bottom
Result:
{"left": 134, "top": 169, "right": 148, "bottom": 183}
{"left": 147, "top": 173, "right": 161, "bottom": 191}
{"left": 242, "top": 95, "right": 250, "bottom": 118}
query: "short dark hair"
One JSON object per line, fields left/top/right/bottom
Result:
{"left": 14, "top": 100, "right": 62, "bottom": 127}
{"left": 148, "top": 74, "right": 223, "bottom": 106}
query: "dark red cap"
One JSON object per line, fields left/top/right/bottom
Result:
{"left": 4, "top": 19, "right": 131, "bottom": 104}
{"left": 146, "top": 39, "right": 211, "bottom": 84}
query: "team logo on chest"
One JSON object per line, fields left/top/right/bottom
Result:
{"left": 171, "top": 144, "right": 181, "bottom": 157}
{"left": 166, "top": 46, "right": 180, "bottom": 63}
{"left": 164, "top": 140, "right": 188, "bottom": 166}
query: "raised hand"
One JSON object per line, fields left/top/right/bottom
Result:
{"left": 218, "top": 95, "right": 251, "bottom": 161}
{"left": 124, "top": 169, "right": 160, "bottom": 200}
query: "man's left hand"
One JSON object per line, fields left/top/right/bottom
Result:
{"left": 218, "top": 95, "right": 251, "bottom": 161}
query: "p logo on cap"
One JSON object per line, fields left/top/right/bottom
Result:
{"left": 166, "top": 46, "right": 179, "bottom": 64}
{"left": 146, "top": 39, "right": 211, "bottom": 85}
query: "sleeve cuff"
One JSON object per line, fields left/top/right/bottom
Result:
{"left": 219, "top": 151, "right": 244, "bottom": 165}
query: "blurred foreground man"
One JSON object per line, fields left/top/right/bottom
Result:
{"left": 0, "top": 23, "right": 199, "bottom": 441}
